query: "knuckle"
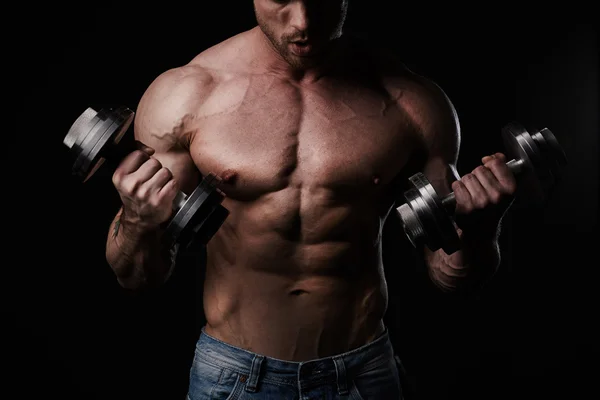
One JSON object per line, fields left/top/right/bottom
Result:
{"left": 112, "top": 171, "right": 122, "bottom": 186}
{"left": 499, "top": 177, "right": 516, "bottom": 193}
{"left": 489, "top": 192, "right": 502, "bottom": 204}
{"left": 132, "top": 149, "right": 150, "bottom": 161}
{"left": 503, "top": 185, "right": 516, "bottom": 196}
{"left": 122, "top": 178, "right": 140, "bottom": 196}
{"left": 146, "top": 157, "right": 162, "bottom": 169}
{"left": 159, "top": 166, "right": 173, "bottom": 177}
{"left": 491, "top": 159, "right": 505, "bottom": 169}
{"left": 136, "top": 187, "right": 149, "bottom": 200}
{"left": 147, "top": 196, "right": 161, "bottom": 208}
{"left": 168, "top": 180, "right": 179, "bottom": 192}
{"left": 160, "top": 181, "right": 177, "bottom": 197}
{"left": 153, "top": 195, "right": 172, "bottom": 210}
{"left": 461, "top": 203, "right": 474, "bottom": 213}
{"left": 506, "top": 177, "right": 517, "bottom": 191}
{"left": 472, "top": 197, "right": 486, "bottom": 209}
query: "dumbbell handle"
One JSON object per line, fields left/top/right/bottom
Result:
{"left": 173, "top": 192, "right": 187, "bottom": 210}
{"left": 441, "top": 158, "right": 524, "bottom": 211}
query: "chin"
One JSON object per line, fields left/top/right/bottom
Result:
{"left": 287, "top": 56, "right": 319, "bottom": 70}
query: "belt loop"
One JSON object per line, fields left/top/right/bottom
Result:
{"left": 332, "top": 356, "right": 349, "bottom": 395}
{"left": 245, "top": 355, "right": 264, "bottom": 392}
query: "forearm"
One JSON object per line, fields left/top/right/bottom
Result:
{"left": 426, "top": 225, "right": 501, "bottom": 294}
{"left": 105, "top": 208, "right": 175, "bottom": 290}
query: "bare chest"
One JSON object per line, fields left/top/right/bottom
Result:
{"left": 189, "top": 75, "right": 416, "bottom": 200}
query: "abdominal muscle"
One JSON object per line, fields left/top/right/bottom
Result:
{"left": 201, "top": 197, "right": 389, "bottom": 361}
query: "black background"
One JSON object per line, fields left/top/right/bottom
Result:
{"left": 5, "top": 1, "right": 598, "bottom": 399}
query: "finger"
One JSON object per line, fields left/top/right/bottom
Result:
{"left": 135, "top": 140, "right": 155, "bottom": 156}
{"left": 157, "top": 179, "right": 179, "bottom": 202}
{"left": 484, "top": 157, "right": 516, "bottom": 194}
{"left": 493, "top": 152, "right": 507, "bottom": 162}
{"left": 472, "top": 165, "right": 503, "bottom": 202}
{"left": 451, "top": 180, "right": 473, "bottom": 213}
{"left": 112, "top": 150, "right": 152, "bottom": 184}
{"left": 142, "top": 167, "right": 174, "bottom": 193}
{"left": 130, "top": 157, "right": 163, "bottom": 184}
{"left": 481, "top": 155, "right": 493, "bottom": 164}
{"left": 460, "top": 173, "right": 487, "bottom": 208}
{"left": 481, "top": 152, "right": 507, "bottom": 164}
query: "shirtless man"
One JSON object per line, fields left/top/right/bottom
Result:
{"left": 105, "top": 1, "right": 516, "bottom": 398}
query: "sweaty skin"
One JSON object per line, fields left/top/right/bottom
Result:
{"left": 111, "top": 27, "right": 467, "bottom": 361}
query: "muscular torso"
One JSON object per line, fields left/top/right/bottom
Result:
{"left": 182, "top": 35, "right": 421, "bottom": 360}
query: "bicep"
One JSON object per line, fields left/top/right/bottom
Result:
{"left": 131, "top": 68, "right": 209, "bottom": 194}
{"left": 134, "top": 118, "right": 201, "bottom": 195}
{"left": 415, "top": 81, "right": 462, "bottom": 263}
{"left": 421, "top": 148, "right": 460, "bottom": 198}
{"left": 418, "top": 80, "right": 461, "bottom": 198}
{"left": 391, "top": 75, "right": 462, "bottom": 263}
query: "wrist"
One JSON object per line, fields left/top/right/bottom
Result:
{"left": 119, "top": 211, "right": 162, "bottom": 238}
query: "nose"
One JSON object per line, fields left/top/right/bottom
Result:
{"left": 289, "top": 2, "right": 309, "bottom": 34}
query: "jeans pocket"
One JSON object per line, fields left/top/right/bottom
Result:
{"left": 188, "top": 355, "right": 246, "bottom": 400}
{"left": 212, "top": 368, "right": 246, "bottom": 400}
{"left": 351, "top": 357, "right": 403, "bottom": 400}
{"left": 349, "top": 381, "right": 367, "bottom": 400}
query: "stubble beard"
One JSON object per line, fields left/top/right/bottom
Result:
{"left": 256, "top": 15, "right": 323, "bottom": 70}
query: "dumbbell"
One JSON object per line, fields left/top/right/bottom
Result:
{"left": 63, "top": 106, "right": 229, "bottom": 249}
{"left": 397, "top": 121, "right": 567, "bottom": 254}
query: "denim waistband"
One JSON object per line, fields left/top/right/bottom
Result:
{"left": 194, "top": 326, "right": 395, "bottom": 394}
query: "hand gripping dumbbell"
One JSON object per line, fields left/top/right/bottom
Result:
{"left": 63, "top": 106, "right": 229, "bottom": 249}
{"left": 397, "top": 121, "right": 568, "bottom": 254}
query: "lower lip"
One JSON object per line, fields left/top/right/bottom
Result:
{"left": 290, "top": 43, "right": 314, "bottom": 56}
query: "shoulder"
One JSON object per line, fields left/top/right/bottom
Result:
{"left": 346, "top": 37, "right": 459, "bottom": 146}
{"left": 138, "top": 64, "right": 216, "bottom": 111}
{"left": 366, "top": 44, "right": 460, "bottom": 164}
{"left": 134, "top": 29, "right": 254, "bottom": 146}
{"left": 134, "top": 29, "right": 247, "bottom": 144}
{"left": 135, "top": 64, "right": 216, "bottom": 143}
{"left": 136, "top": 28, "right": 255, "bottom": 125}
{"left": 373, "top": 48, "right": 458, "bottom": 143}
{"left": 352, "top": 44, "right": 462, "bottom": 196}
{"left": 397, "top": 71, "right": 460, "bottom": 162}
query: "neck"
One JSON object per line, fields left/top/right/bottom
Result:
{"left": 251, "top": 26, "right": 347, "bottom": 84}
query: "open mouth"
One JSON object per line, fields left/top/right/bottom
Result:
{"left": 289, "top": 41, "right": 315, "bottom": 56}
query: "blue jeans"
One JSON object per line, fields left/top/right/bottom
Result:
{"left": 187, "top": 327, "right": 403, "bottom": 399}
